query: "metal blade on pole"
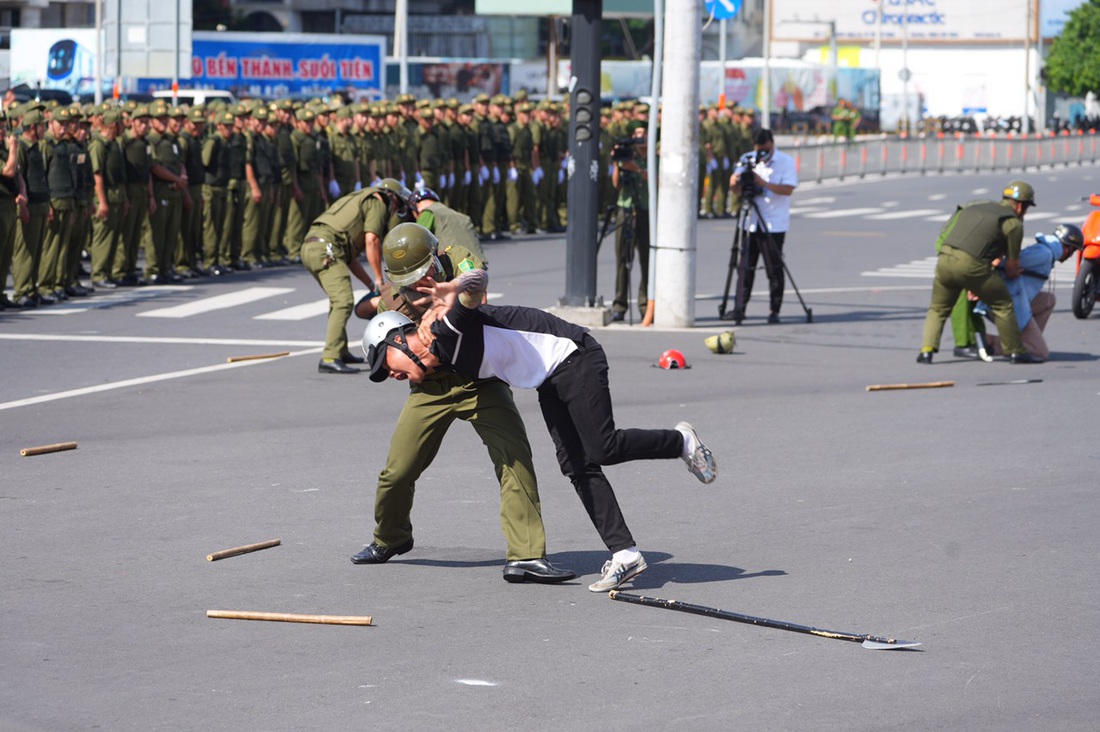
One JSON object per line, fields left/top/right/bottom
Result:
{"left": 609, "top": 592, "right": 922, "bottom": 650}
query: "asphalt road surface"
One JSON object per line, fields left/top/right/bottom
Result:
{"left": 3, "top": 166, "right": 1098, "bottom": 731}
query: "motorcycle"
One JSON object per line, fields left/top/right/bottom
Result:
{"left": 1074, "top": 194, "right": 1100, "bottom": 318}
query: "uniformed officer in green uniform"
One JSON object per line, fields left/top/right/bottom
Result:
{"left": 201, "top": 110, "right": 235, "bottom": 275}
{"left": 116, "top": 105, "right": 155, "bottom": 285}
{"left": 285, "top": 107, "right": 325, "bottom": 262}
{"left": 240, "top": 106, "right": 280, "bottom": 267}
{"left": 0, "top": 105, "right": 27, "bottom": 308}
{"left": 270, "top": 99, "right": 299, "bottom": 263}
{"left": 12, "top": 107, "right": 52, "bottom": 306}
{"left": 416, "top": 107, "right": 442, "bottom": 192}
{"left": 88, "top": 107, "right": 128, "bottom": 288}
{"left": 39, "top": 106, "right": 81, "bottom": 300}
{"left": 506, "top": 101, "right": 538, "bottom": 234}
{"left": 148, "top": 105, "right": 187, "bottom": 283}
{"left": 302, "top": 182, "right": 408, "bottom": 373}
{"left": 330, "top": 105, "right": 361, "bottom": 199}
{"left": 350, "top": 223, "right": 574, "bottom": 584}
{"left": 62, "top": 106, "right": 93, "bottom": 296}
{"left": 918, "top": 180, "right": 1043, "bottom": 364}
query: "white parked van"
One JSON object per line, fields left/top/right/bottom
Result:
{"left": 152, "top": 89, "right": 236, "bottom": 107}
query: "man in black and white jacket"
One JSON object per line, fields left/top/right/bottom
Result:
{"left": 364, "top": 259, "right": 718, "bottom": 592}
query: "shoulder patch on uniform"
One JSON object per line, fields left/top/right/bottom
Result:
{"left": 457, "top": 258, "right": 475, "bottom": 273}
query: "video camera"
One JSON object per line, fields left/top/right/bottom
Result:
{"left": 611, "top": 137, "right": 644, "bottom": 163}
{"left": 739, "top": 150, "right": 766, "bottom": 198}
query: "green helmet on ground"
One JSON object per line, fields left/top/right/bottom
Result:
{"left": 383, "top": 223, "right": 441, "bottom": 287}
{"left": 1002, "top": 180, "right": 1036, "bottom": 206}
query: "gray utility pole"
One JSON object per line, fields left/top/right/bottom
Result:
{"left": 654, "top": 0, "right": 702, "bottom": 328}
{"left": 559, "top": 0, "right": 605, "bottom": 321}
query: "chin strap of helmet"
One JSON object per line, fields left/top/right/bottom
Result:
{"left": 386, "top": 327, "right": 429, "bottom": 373}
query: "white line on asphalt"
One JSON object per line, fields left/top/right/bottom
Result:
{"left": 256, "top": 289, "right": 370, "bottom": 321}
{"left": 1022, "top": 212, "right": 1062, "bottom": 221}
{"left": 802, "top": 207, "right": 886, "bottom": 218}
{"left": 25, "top": 285, "right": 192, "bottom": 315}
{"left": 865, "top": 208, "right": 943, "bottom": 220}
{"left": 0, "top": 334, "right": 323, "bottom": 347}
{"left": 0, "top": 346, "right": 323, "bottom": 412}
{"left": 136, "top": 286, "right": 295, "bottom": 318}
{"left": 928, "top": 194, "right": 947, "bottom": 201}
{"left": 789, "top": 206, "right": 828, "bottom": 215}
{"left": 796, "top": 196, "right": 837, "bottom": 205}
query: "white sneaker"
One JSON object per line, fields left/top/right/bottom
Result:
{"left": 587, "top": 553, "right": 648, "bottom": 592}
{"left": 676, "top": 421, "right": 716, "bottom": 484}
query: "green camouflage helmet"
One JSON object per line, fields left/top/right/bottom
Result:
{"left": 383, "top": 223, "right": 441, "bottom": 287}
{"left": 1002, "top": 180, "right": 1036, "bottom": 206}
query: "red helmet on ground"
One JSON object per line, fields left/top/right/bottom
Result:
{"left": 658, "top": 349, "right": 688, "bottom": 369}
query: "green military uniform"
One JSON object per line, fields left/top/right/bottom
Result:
{"left": 224, "top": 119, "right": 248, "bottom": 266}
{"left": 201, "top": 113, "right": 234, "bottom": 271}
{"left": 12, "top": 121, "right": 51, "bottom": 303}
{"left": 506, "top": 106, "right": 537, "bottom": 233}
{"left": 285, "top": 110, "right": 323, "bottom": 260}
{"left": 241, "top": 112, "right": 280, "bottom": 266}
{"left": 415, "top": 201, "right": 487, "bottom": 265}
{"left": 474, "top": 106, "right": 496, "bottom": 236}
{"left": 117, "top": 115, "right": 153, "bottom": 283}
{"left": 417, "top": 112, "right": 442, "bottom": 193}
{"left": 920, "top": 199, "right": 1027, "bottom": 356}
{"left": 270, "top": 105, "right": 297, "bottom": 261}
{"left": 62, "top": 124, "right": 93, "bottom": 292}
{"left": 148, "top": 121, "right": 185, "bottom": 280}
{"left": 330, "top": 110, "right": 361, "bottom": 199}
{"left": 176, "top": 110, "right": 206, "bottom": 276}
{"left": 0, "top": 121, "right": 19, "bottom": 300}
{"left": 88, "top": 117, "right": 127, "bottom": 284}
{"left": 372, "top": 235, "right": 545, "bottom": 561}
{"left": 39, "top": 113, "right": 80, "bottom": 298}
{"left": 302, "top": 187, "right": 390, "bottom": 360}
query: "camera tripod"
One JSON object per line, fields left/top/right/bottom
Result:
{"left": 596, "top": 168, "right": 645, "bottom": 325}
{"left": 718, "top": 190, "right": 813, "bottom": 325}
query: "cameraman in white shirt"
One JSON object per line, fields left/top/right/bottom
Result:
{"left": 729, "top": 129, "right": 798, "bottom": 323}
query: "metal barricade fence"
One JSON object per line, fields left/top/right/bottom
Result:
{"left": 787, "top": 132, "right": 1100, "bottom": 184}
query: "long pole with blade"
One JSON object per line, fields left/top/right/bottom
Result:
{"left": 609, "top": 592, "right": 921, "bottom": 650}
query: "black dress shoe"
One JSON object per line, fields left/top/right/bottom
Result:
{"left": 339, "top": 351, "right": 366, "bottom": 364}
{"left": 16, "top": 296, "right": 38, "bottom": 308}
{"left": 953, "top": 346, "right": 980, "bottom": 360}
{"left": 318, "top": 358, "right": 361, "bottom": 374}
{"left": 64, "top": 285, "right": 89, "bottom": 297}
{"left": 1009, "top": 352, "right": 1044, "bottom": 364}
{"left": 767, "top": 312, "right": 781, "bottom": 324}
{"left": 503, "top": 558, "right": 576, "bottom": 584}
{"left": 350, "top": 537, "right": 414, "bottom": 564}
{"left": 916, "top": 351, "right": 933, "bottom": 364}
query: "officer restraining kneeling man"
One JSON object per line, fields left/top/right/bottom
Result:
{"left": 362, "top": 245, "right": 719, "bottom": 592}
{"left": 918, "top": 180, "right": 1044, "bottom": 364}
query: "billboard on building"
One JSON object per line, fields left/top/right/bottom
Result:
{"left": 10, "top": 29, "right": 98, "bottom": 94}
{"left": 772, "top": 0, "right": 1037, "bottom": 43}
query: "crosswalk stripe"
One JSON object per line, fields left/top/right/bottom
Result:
{"left": 861, "top": 256, "right": 938, "bottom": 278}
{"left": 255, "top": 289, "right": 371, "bottom": 321}
{"left": 26, "top": 286, "right": 192, "bottom": 315}
{"left": 137, "top": 286, "right": 295, "bottom": 318}
{"left": 802, "top": 207, "right": 885, "bottom": 219}
{"left": 1021, "top": 212, "right": 1062, "bottom": 221}
{"left": 865, "top": 209, "right": 943, "bottom": 220}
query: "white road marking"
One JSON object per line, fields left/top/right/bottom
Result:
{"left": 861, "top": 256, "right": 938, "bottom": 278}
{"left": 789, "top": 206, "right": 828, "bottom": 215}
{"left": 0, "top": 334, "right": 322, "bottom": 347}
{"left": 802, "top": 207, "right": 886, "bottom": 218}
{"left": 25, "top": 286, "right": 192, "bottom": 315}
{"left": 796, "top": 196, "right": 836, "bottom": 205}
{"left": 454, "top": 679, "right": 499, "bottom": 687}
{"left": 0, "top": 346, "right": 323, "bottom": 412}
{"left": 865, "top": 208, "right": 943, "bottom": 220}
{"left": 928, "top": 193, "right": 947, "bottom": 201}
{"left": 256, "top": 289, "right": 370, "bottom": 321}
{"left": 1022, "top": 211, "right": 1062, "bottom": 221}
{"left": 137, "top": 286, "right": 294, "bottom": 318}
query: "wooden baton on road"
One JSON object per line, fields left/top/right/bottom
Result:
{"left": 226, "top": 351, "right": 290, "bottom": 363}
{"left": 20, "top": 442, "right": 78, "bottom": 457}
{"left": 207, "top": 610, "right": 373, "bottom": 626}
{"left": 206, "top": 539, "right": 281, "bottom": 562}
{"left": 866, "top": 381, "right": 954, "bottom": 392}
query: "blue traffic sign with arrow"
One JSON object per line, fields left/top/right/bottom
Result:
{"left": 705, "top": 0, "right": 742, "bottom": 21}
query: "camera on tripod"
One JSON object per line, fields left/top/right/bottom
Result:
{"left": 611, "top": 137, "right": 644, "bottom": 163}
{"left": 739, "top": 151, "right": 765, "bottom": 198}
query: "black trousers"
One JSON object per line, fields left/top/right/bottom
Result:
{"left": 737, "top": 229, "right": 786, "bottom": 315}
{"left": 537, "top": 335, "right": 683, "bottom": 553}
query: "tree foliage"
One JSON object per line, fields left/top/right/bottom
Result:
{"left": 1045, "top": 0, "right": 1100, "bottom": 95}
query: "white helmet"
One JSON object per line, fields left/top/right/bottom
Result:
{"left": 363, "top": 311, "right": 416, "bottom": 382}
